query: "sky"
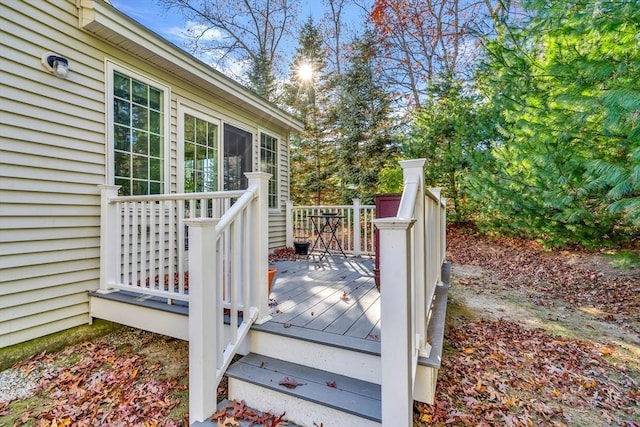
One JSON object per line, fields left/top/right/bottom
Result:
{"left": 109, "top": 0, "right": 329, "bottom": 52}
{"left": 108, "top": 0, "right": 370, "bottom": 83}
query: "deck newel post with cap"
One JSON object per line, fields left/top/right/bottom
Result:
{"left": 184, "top": 218, "right": 219, "bottom": 423}
{"left": 98, "top": 184, "right": 120, "bottom": 294}
{"left": 400, "top": 159, "right": 428, "bottom": 351}
{"left": 246, "top": 172, "right": 272, "bottom": 324}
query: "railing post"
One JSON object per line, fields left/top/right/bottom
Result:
{"left": 246, "top": 172, "right": 272, "bottom": 324}
{"left": 286, "top": 200, "right": 294, "bottom": 248}
{"left": 352, "top": 198, "right": 361, "bottom": 257}
{"left": 184, "top": 218, "right": 219, "bottom": 423}
{"left": 400, "top": 159, "right": 428, "bottom": 354}
{"left": 429, "top": 187, "right": 442, "bottom": 285}
{"left": 441, "top": 197, "right": 447, "bottom": 266}
{"left": 98, "top": 185, "right": 120, "bottom": 293}
{"left": 374, "top": 217, "right": 415, "bottom": 427}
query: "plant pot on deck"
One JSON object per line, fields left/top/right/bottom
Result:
{"left": 293, "top": 241, "right": 310, "bottom": 255}
{"left": 268, "top": 268, "right": 278, "bottom": 294}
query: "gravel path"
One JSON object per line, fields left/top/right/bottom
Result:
{"left": 0, "top": 365, "right": 42, "bottom": 402}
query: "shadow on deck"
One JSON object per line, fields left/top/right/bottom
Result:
{"left": 259, "top": 256, "right": 381, "bottom": 354}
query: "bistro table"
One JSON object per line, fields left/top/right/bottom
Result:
{"left": 307, "top": 213, "right": 347, "bottom": 261}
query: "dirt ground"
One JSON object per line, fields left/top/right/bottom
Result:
{"left": 451, "top": 262, "right": 640, "bottom": 361}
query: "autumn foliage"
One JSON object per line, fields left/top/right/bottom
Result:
{"left": 416, "top": 319, "right": 639, "bottom": 426}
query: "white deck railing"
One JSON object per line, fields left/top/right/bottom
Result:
{"left": 99, "top": 186, "right": 245, "bottom": 302}
{"left": 374, "top": 159, "right": 447, "bottom": 426}
{"left": 286, "top": 199, "right": 376, "bottom": 256}
{"left": 99, "top": 173, "right": 272, "bottom": 423}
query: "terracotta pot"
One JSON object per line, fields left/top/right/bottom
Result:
{"left": 268, "top": 268, "right": 277, "bottom": 293}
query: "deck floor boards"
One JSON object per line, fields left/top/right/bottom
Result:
{"left": 267, "top": 256, "right": 380, "bottom": 343}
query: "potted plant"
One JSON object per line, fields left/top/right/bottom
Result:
{"left": 293, "top": 226, "right": 310, "bottom": 255}
{"left": 268, "top": 268, "right": 278, "bottom": 293}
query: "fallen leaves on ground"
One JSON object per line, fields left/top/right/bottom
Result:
{"left": 415, "top": 319, "right": 639, "bottom": 426}
{"left": 6, "top": 336, "right": 187, "bottom": 426}
{"left": 269, "top": 247, "right": 297, "bottom": 262}
{"left": 446, "top": 227, "right": 640, "bottom": 320}
{"left": 211, "top": 400, "right": 286, "bottom": 426}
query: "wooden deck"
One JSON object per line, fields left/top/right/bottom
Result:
{"left": 265, "top": 256, "right": 380, "bottom": 344}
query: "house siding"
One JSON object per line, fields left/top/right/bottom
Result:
{"left": 0, "top": 0, "right": 296, "bottom": 348}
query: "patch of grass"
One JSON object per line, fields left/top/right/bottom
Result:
{"left": 167, "top": 375, "right": 189, "bottom": 422}
{"left": 0, "top": 319, "right": 124, "bottom": 371}
{"left": 605, "top": 249, "right": 640, "bottom": 269}
{"left": 445, "top": 292, "right": 479, "bottom": 329}
{"left": 3, "top": 397, "right": 46, "bottom": 426}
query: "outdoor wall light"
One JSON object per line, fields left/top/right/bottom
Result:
{"left": 41, "top": 52, "right": 69, "bottom": 78}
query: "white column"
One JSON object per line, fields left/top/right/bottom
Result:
{"left": 374, "top": 217, "right": 415, "bottom": 427}
{"left": 400, "top": 160, "right": 427, "bottom": 353}
{"left": 184, "top": 218, "right": 219, "bottom": 423}
{"left": 246, "top": 172, "right": 272, "bottom": 324}
{"left": 98, "top": 185, "right": 120, "bottom": 293}
{"left": 352, "top": 198, "right": 361, "bottom": 257}
{"left": 286, "top": 200, "right": 294, "bottom": 247}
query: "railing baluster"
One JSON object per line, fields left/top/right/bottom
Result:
{"left": 132, "top": 203, "right": 140, "bottom": 288}
{"left": 230, "top": 219, "right": 241, "bottom": 343}
{"left": 168, "top": 201, "right": 176, "bottom": 295}
{"left": 158, "top": 201, "right": 166, "bottom": 292}
{"left": 216, "top": 236, "right": 224, "bottom": 368}
{"left": 177, "top": 200, "right": 185, "bottom": 298}
{"left": 123, "top": 202, "right": 131, "bottom": 287}
{"left": 140, "top": 201, "right": 148, "bottom": 289}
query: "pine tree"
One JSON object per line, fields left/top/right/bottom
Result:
{"left": 286, "top": 17, "right": 338, "bottom": 205}
{"left": 473, "top": 0, "right": 640, "bottom": 246}
{"left": 335, "top": 32, "right": 396, "bottom": 204}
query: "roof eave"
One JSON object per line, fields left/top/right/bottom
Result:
{"left": 78, "top": 0, "right": 304, "bottom": 133}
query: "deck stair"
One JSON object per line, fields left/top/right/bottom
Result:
{"left": 226, "top": 353, "right": 381, "bottom": 427}
{"left": 90, "top": 257, "right": 449, "bottom": 426}
{"left": 221, "top": 258, "right": 449, "bottom": 427}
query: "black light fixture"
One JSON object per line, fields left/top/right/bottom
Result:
{"left": 41, "top": 52, "right": 69, "bottom": 78}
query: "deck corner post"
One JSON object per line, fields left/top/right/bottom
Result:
{"left": 429, "top": 187, "right": 443, "bottom": 284}
{"left": 352, "top": 198, "right": 361, "bottom": 256}
{"left": 98, "top": 185, "right": 120, "bottom": 293}
{"left": 184, "top": 218, "right": 219, "bottom": 423}
{"left": 374, "top": 217, "right": 415, "bottom": 427}
{"left": 441, "top": 197, "right": 447, "bottom": 265}
{"left": 403, "top": 162, "right": 428, "bottom": 350}
{"left": 285, "top": 200, "right": 294, "bottom": 247}
{"left": 246, "top": 172, "right": 272, "bottom": 324}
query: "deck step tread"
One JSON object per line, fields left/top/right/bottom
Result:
{"left": 226, "top": 353, "right": 382, "bottom": 423}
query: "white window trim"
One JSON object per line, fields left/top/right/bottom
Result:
{"left": 177, "top": 102, "right": 223, "bottom": 193}
{"left": 105, "top": 60, "right": 171, "bottom": 193}
{"left": 259, "top": 128, "right": 281, "bottom": 211}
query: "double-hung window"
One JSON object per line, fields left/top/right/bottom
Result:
{"left": 260, "top": 132, "right": 279, "bottom": 209}
{"left": 108, "top": 63, "right": 169, "bottom": 195}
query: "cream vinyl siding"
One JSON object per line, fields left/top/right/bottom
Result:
{"left": 1, "top": 0, "right": 299, "bottom": 347}
{"left": 1, "top": 1, "right": 105, "bottom": 347}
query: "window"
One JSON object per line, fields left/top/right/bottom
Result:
{"left": 183, "top": 113, "right": 219, "bottom": 192}
{"left": 223, "top": 124, "right": 252, "bottom": 190}
{"left": 110, "top": 67, "right": 168, "bottom": 195}
{"left": 260, "top": 132, "right": 279, "bottom": 209}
